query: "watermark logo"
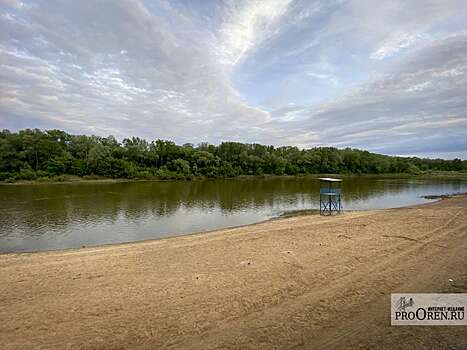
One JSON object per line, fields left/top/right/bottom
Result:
{"left": 391, "top": 293, "right": 467, "bottom": 326}
{"left": 395, "top": 296, "right": 414, "bottom": 312}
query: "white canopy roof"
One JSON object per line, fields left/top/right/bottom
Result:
{"left": 318, "top": 177, "right": 342, "bottom": 182}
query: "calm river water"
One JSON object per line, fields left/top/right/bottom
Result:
{"left": 0, "top": 177, "right": 466, "bottom": 252}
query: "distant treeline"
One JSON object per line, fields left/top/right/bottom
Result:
{"left": 0, "top": 129, "right": 465, "bottom": 181}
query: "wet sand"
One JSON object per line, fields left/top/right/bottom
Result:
{"left": 1, "top": 196, "right": 466, "bottom": 349}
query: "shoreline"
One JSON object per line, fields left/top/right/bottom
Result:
{"left": 2, "top": 171, "right": 467, "bottom": 186}
{"left": 1, "top": 196, "right": 466, "bottom": 349}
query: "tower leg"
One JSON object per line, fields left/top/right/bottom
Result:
{"left": 319, "top": 195, "right": 322, "bottom": 215}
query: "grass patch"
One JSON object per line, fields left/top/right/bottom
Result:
{"left": 423, "top": 192, "right": 467, "bottom": 200}
{"left": 279, "top": 209, "right": 321, "bottom": 218}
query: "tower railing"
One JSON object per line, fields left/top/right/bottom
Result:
{"left": 319, "top": 188, "right": 341, "bottom": 195}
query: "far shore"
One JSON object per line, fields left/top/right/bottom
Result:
{"left": 2, "top": 170, "right": 467, "bottom": 186}
{"left": 1, "top": 196, "right": 466, "bottom": 349}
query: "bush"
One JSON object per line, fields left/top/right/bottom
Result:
{"left": 111, "top": 159, "right": 138, "bottom": 178}
{"left": 47, "top": 154, "right": 73, "bottom": 175}
{"left": 17, "top": 168, "right": 37, "bottom": 180}
{"left": 406, "top": 163, "right": 421, "bottom": 175}
{"left": 135, "top": 170, "right": 154, "bottom": 179}
{"left": 83, "top": 174, "right": 103, "bottom": 180}
{"left": 154, "top": 167, "right": 184, "bottom": 179}
{"left": 71, "top": 159, "right": 87, "bottom": 176}
{"left": 169, "top": 158, "right": 191, "bottom": 175}
{"left": 35, "top": 170, "right": 48, "bottom": 178}
{"left": 36, "top": 176, "right": 51, "bottom": 182}
{"left": 51, "top": 175, "right": 69, "bottom": 182}
{"left": 0, "top": 172, "right": 12, "bottom": 181}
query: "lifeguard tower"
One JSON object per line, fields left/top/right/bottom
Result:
{"left": 319, "top": 178, "right": 342, "bottom": 215}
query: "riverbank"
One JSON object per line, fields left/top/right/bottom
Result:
{"left": 2, "top": 170, "right": 467, "bottom": 185}
{"left": 1, "top": 196, "right": 466, "bottom": 349}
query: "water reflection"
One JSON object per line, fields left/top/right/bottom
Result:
{"left": 0, "top": 177, "right": 466, "bottom": 252}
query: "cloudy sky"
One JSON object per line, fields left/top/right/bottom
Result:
{"left": 1, "top": 0, "right": 467, "bottom": 158}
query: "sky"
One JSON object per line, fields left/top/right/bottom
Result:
{"left": 1, "top": 0, "right": 467, "bottom": 159}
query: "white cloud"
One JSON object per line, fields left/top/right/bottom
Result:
{"left": 0, "top": 0, "right": 273, "bottom": 143}
{"left": 268, "top": 33, "right": 467, "bottom": 154}
{"left": 0, "top": 0, "right": 467, "bottom": 158}
{"left": 371, "top": 32, "right": 425, "bottom": 60}
{"left": 216, "top": 0, "right": 292, "bottom": 66}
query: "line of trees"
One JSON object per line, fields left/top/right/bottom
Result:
{"left": 0, "top": 129, "right": 465, "bottom": 181}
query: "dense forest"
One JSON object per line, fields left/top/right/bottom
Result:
{"left": 0, "top": 129, "right": 465, "bottom": 182}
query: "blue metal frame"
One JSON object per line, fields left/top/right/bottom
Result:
{"left": 319, "top": 179, "right": 342, "bottom": 215}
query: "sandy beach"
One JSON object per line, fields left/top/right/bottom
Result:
{"left": 1, "top": 196, "right": 466, "bottom": 349}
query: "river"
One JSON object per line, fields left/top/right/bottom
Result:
{"left": 0, "top": 176, "right": 466, "bottom": 252}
